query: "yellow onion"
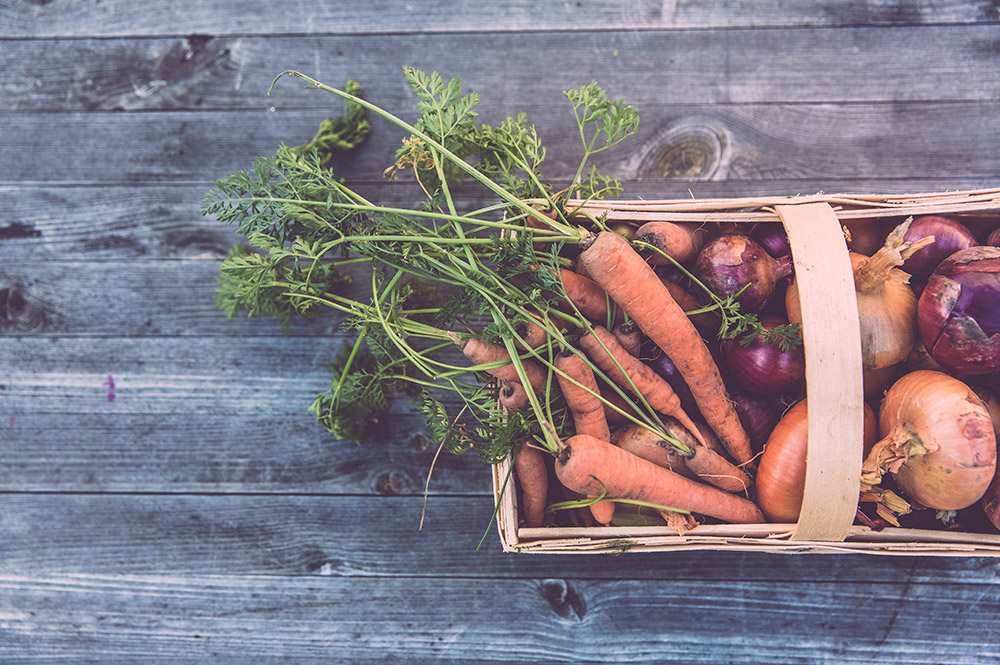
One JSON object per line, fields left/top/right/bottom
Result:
{"left": 861, "top": 370, "right": 997, "bottom": 511}
{"left": 757, "top": 400, "right": 878, "bottom": 522}
{"left": 787, "top": 218, "right": 933, "bottom": 371}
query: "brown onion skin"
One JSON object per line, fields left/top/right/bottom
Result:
{"left": 757, "top": 400, "right": 878, "bottom": 522}
{"left": 875, "top": 370, "right": 997, "bottom": 511}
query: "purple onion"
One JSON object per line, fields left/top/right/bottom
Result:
{"left": 693, "top": 234, "right": 793, "bottom": 312}
{"left": 646, "top": 351, "right": 700, "bottom": 419}
{"left": 902, "top": 215, "right": 978, "bottom": 277}
{"left": 750, "top": 223, "right": 792, "bottom": 261}
{"left": 917, "top": 246, "right": 1000, "bottom": 375}
{"left": 728, "top": 389, "right": 784, "bottom": 455}
{"left": 723, "top": 316, "right": 806, "bottom": 395}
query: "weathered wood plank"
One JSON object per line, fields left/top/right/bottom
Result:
{"left": 6, "top": 103, "right": 1000, "bottom": 185}
{"left": 8, "top": 180, "right": 1000, "bottom": 261}
{"left": 1, "top": 0, "right": 995, "bottom": 37}
{"left": 0, "top": 259, "right": 365, "bottom": 336}
{"left": 1, "top": 336, "right": 350, "bottom": 414}
{"left": 2, "top": 572, "right": 998, "bottom": 663}
{"left": 5, "top": 27, "right": 1000, "bottom": 112}
{"left": 4, "top": 494, "right": 1000, "bottom": 581}
{"left": 0, "top": 413, "right": 486, "bottom": 494}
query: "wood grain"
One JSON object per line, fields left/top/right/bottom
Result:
{"left": 6, "top": 103, "right": 1000, "bottom": 186}
{"left": 1, "top": 0, "right": 995, "bottom": 37}
{"left": 3, "top": 494, "right": 1000, "bottom": 580}
{"left": 10, "top": 181, "right": 1000, "bottom": 262}
{"left": 5, "top": 27, "right": 1000, "bottom": 113}
{"left": 0, "top": 412, "right": 486, "bottom": 494}
{"left": 2, "top": 572, "right": 998, "bottom": 663}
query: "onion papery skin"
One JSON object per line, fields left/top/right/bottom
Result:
{"left": 750, "top": 223, "right": 791, "bottom": 260}
{"left": 757, "top": 400, "right": 878, "bottom": 522}
{"left": 723, "top": 316, "right": 805, "bottom": 395}
{"left": 867, "top": 370, "right": 997, "bottom": 511}
{"left": 917, "top": 246, "right": 1000, "bottom": 375}
{"left": 693, "top": 234, "right": 792, "bottom": 313}
{"left": 788, "top": 251, "right": 918, "bottom": 371}
{"left": 901, "top": 215, "right": 978, "bottom": 277}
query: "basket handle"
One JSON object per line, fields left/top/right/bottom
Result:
{"left": 774, "top": 202, "right": 864, "bottom": 542}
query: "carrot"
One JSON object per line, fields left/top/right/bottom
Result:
{"left": 635, "top": 221, "right": 708, "bottom": 265}
{"left": 513, "top": 442, "right": 549, "bottom": 528}
{"left": 555, "top": 434, "right": 764, "bottom": 524}
{"left": 513, "top": 317, "right": 548, "bottom": 351}
{"left": 554, "top": 350, "right": 615, "bottom": 524}
{"left": 560, "top": 269, "right": 623, "bottom": 325}
{"left": 579, "top": 325, "right": 707, "bottom": 450}
{"left": 601, "top": 387, "right": 643, "bottom": 427}
{"left": 661, "top": 279, "right": 717, "bottom": 337}
{"left": 498, "top": 380, "right": 529, "bottom": 411}
{"left": 578, "top": 231, "right": 753, "bottom": 466}
{"left": 610, "top": 423, "right": 698, "bottom": 481}
{"left": 613, "top": 420, "right": 750, "bottom": 494}
{"left": 611, "top": 320, "right": 642, "bottom": 357}
{"left": 459, "top": 337, "right": 547, "bottom": 394}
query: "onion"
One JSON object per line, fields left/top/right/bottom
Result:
{"left": 987, "top": 226, "right": 1000, "bottom": 247}
{"left": 900, "top": 215, "right": 978, "bottom": 277}
{"left": 749, "top": 223, "right": 791, "bottom": 261}
{"left": 693, "top": 234, "right": 793, "bottom": 312}
{"left": 917, "top": 246, "right": 1000, "bottom": 375}
{"left": 861, "top": 370, "right": 997, "bottom": 511}
{"left": 728, "top": 388, "right": 784, "bottom": 455}
{"left": 646, "top": 351, "right": 700, "bottom": 419}
{"left": 722, "top": 316, "right": 805, "bottom": 395}
{"left": 787, "top": 217, "right": 931, "bottom": 371}
{"left": 842, "top": 218, "right": 889, "bottom": 256}
{"left": 757, "top": 400, "right": 879, "bottom": 522}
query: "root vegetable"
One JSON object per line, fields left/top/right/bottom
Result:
{"left": 578, "top": 232, "right": 752, "bottom": 466}
{"left": 555, "top": 434, "right": 764, "bottom": 524}
{"left": 862, "top": 370, "right": 997, "bottom": 511}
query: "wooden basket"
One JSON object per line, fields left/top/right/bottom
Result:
{"left": 493, "top": 188, "right": 1000, "bottom": 555}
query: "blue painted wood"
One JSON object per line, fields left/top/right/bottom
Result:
{"left": 3, "top": 2, "right": 1000, "bottom": 662}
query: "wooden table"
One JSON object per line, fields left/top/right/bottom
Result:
{"left": 4, "top": 2, "right": 1000, "bottom": 662}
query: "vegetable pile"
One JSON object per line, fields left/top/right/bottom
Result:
{"left": 203, "top": 68, "right": 1000, "bottom": 537}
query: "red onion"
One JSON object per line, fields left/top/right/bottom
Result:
{"left": 917, "top": 246, "right": 1000, "bottom": 375}
{"left": 646, "top": 351, "right": 700, "bottom": 419}
{"left": 723, "top": 316, "right": 805, "bottom": 395}
{"left": 749, "top": 223, "right": 791, "bottom": 261}
{"left": 728, "top": 389, "right": 784, "bottom": 455}
{"left": 693, "top": 234, "right": 793, "bottom": 313}
{"left": 901, "top": 215, "right": 978, "bottom": 277}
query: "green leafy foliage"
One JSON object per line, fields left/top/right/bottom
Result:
{"left": 290, "top": 79, "right": 372, "bottom": 164}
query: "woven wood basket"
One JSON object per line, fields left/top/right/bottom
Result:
{"left": 493, "top": 188, "right": 1000, "bottom": 555}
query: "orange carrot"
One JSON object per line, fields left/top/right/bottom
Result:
{"left": 601, "top": 387, "right": 642, "bottom": 427}
{"left": 611, "top": 423, "right": 698, "bottom": 481}
{"left": 459, "top": 337, "right": 547, "bottom": 394}
{"left": 579, "top": 325, "right": 707, "bottom": 450}
{"left": 513, "top": 317, "right": 548, "bottom": 351}
{"left": 513, "top": 442, "right": 549, "bottom": 528}
{"left": 560, "top": 269, "right": 624, "bottom": 325}
{"left": 613, "top": 421, "right": 750, "bottom": 494}
{"left": 661, "top": 279, "right": 717, "bottom": 337}
{"left": 555, "top": 434, "right": 764, "bottom": 524}
{"left": 578, "top": 232, "right": 753, "bottom": 466}
{"left": 498, "top": 380, "right": 529, "bottom": 411}
{"left": 554, "top": 350, "right": 615, "bottom": 524}
{"left": 635, "top": 221, "right": 708, "bottom": 265}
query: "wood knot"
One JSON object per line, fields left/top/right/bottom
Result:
{"left": 0, "top": 282, "right": 46, "bottom": 333}
{"left": 642, "top": 124, "right": 724, "bottom": 180}
{"left": 540, "top": 579, "right": 587, "bottom": 622}
{"left": 373, "top": 470, "right": 416, "bottom": 495}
